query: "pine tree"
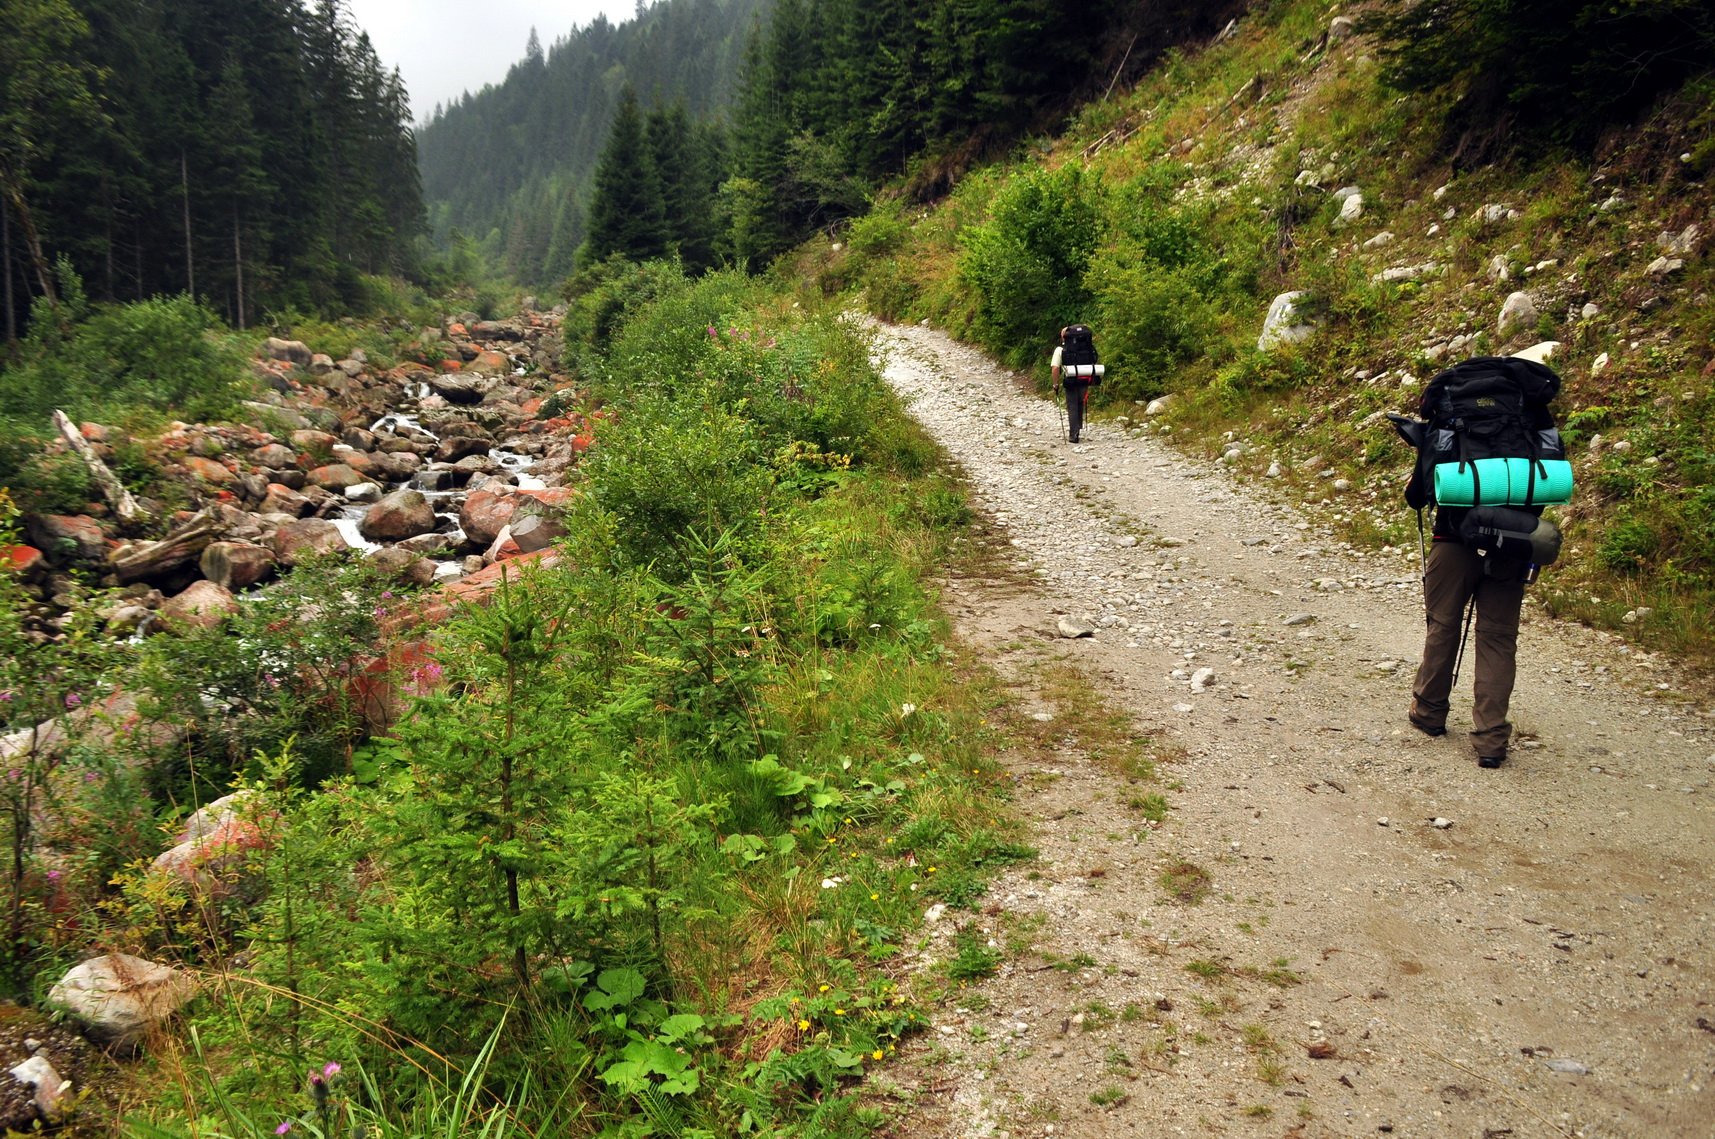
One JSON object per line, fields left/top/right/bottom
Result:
{"left": 0, "top": 0, "right": 103, "bottom": 308}
{"left": 541, "top": 186, "right": 584, "bottom": 284}
{"left": 583, "top": 86, "right": 668, "bottom": 264}
{"left": 205, "top": 54, "right": 272, "bottom": 327}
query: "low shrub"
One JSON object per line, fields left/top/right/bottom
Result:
{"left": 958, "top": 165, "right": 1102, "bottom": 366}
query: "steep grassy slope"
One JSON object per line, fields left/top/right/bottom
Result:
{"left": 808, "top": 0, "right": 1715, "bottom": 668}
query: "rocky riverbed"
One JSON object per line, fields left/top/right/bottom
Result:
{"left": 5, "top": 306, "right": 592, "bottom": 644}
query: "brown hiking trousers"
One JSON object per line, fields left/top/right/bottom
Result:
{"left": 1410, "top": 539, "right": 1526, "bottom": 758}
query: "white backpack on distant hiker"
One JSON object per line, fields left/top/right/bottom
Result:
{"left": 1058, "top": 324, "right": 1104, "bottom": 380}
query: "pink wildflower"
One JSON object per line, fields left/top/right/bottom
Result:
{"left": 276, "top": 1125, "right": 292, "bottom": 1136}
{"left": 323, "top": 1061, "right": 341, "bottom": 1078}
{"left": 64, "top": 692, "right": 82, "bottom": 708}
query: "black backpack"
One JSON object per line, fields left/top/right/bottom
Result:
{"left": 1061, "top": 325, "right": 1098, "bottom": 368}
{"left": 1398, "top": 356, "right": 1567, "bottom": 510}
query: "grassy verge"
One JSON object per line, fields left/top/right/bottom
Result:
{"left": 90, "top": 272, "right": 1031, "bottom": 1138}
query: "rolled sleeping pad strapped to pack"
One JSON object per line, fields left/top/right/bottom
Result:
{"left": 1433, "top": 457, "right": 1574, "bottom": 506}
{"left": 1061, "top": 363, "right": 1105, "bottom": 378}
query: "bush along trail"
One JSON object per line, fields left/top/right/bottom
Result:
{"left": 0, "top": 274, "right": 1054, "bottom": 1137}
{"left": 866, "top": 321, "right": 1715, "bottom": 1138}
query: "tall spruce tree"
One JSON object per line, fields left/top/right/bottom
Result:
{"left": 0, "top": 0, "right": 103, "bottom": 308}
{"left": 204, "top": 54, "right": 271, "bottom": 327}
{"left": 582, "top": 86, "right": 668, "bottom": 264}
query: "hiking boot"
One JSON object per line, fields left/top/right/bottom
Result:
{"left": 1408, "top": 713, "right": 1446, "bottom": 738}
{"left": 1477, "top": 753, "right": 1506, "bottom": 769}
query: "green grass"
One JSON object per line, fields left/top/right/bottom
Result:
{"left": 88, "top": 278, "right": 1031, "bottom": 1138}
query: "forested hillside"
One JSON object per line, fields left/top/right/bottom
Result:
{"left": 0, "top": 0, "right": 424, "bottom": 334}
{"left": 415, "top": 0, "right": 770, "bottom": 284}
{"left": 418, "top": 0, "right": 1245, "bottom": 282}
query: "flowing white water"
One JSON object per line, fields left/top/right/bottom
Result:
{"left": 330, "top": 516, "right": 383, "bottom": 554}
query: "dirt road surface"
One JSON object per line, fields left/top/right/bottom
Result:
{"left": 867, "top": 321, "right": 1715, "bottom": 1139}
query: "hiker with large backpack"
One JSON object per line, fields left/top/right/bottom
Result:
{"left": 1390, "top": 355, "right": 1572, "bottom": 770}
{"left": 1051, "top": 325, "right": 1103, "bottom": 444}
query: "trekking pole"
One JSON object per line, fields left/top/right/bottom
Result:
{"left": 1449, "top": 595, "right": 1476, "bottom": 689}
{"left": 1055, "top": 386, "right": 1068, "bottom": 443}
{"left": 1415, "top": 508, "right": 1427, "bottom": 577}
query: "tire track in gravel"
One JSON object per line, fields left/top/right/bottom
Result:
{"left": 866, "top": 320, "right": 1715, "bottom": 1139}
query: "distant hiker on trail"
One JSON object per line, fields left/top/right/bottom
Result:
{"left": 1051, "top": 324, "right": 1102, "bottom": 444}
{"left": 1392, "top": 356, "right": 1570, "bottom": 770}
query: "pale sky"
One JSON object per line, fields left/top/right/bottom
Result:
{"left": 343, "top": 0, "right": 634, "bottom": 123}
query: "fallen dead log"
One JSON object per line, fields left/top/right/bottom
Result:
{"left": 107, "top": 508, "right": 225, "bottom": 584}
{"left": 52, "top": 409, "right": 150, "bottom": 527}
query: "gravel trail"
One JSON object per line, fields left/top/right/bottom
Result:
{"left": 868, "top": 321, "right": 1715, "bottom": 1139}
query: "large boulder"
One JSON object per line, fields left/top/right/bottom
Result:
{"left": 510, "top": 511, "right": 566, "bottom": 554}
{"left": 471, "top": 320, "right": 523, "bottom": 342}
{"left": 463, "top": 348, "right": 512, "bottom": 374}
{"left": 271, "top": 519, "right": 349, "bottom": 567}
{"left": 369, "top": 451, "right": 422, "bottom": 481}
{"left": 336, "top": 448, "right": 384, "bottom": 478}
{"left": 342, "top": 426, "right": 379, "bottom": 451}
{"left": 299, "top": 407, "right": 343, "bottom": 433}
{"left": 250, "top": 443, "right": 298, "bottom": 469}
{"left": 151, "top": 791, "right": 273, "bottom": 893}
{"left": 181, "top": 456, "right": 235, "bottom": 487}
{"left": 288, "top": 429, "right": 340, "bottom": 455}
{"left": 1497, "top": 290, "right": 1539, "bottom": 339}
{"left": 366, "top": 546, "right": 437, "bottom": 587}
{"left": 199, "top": 541, "right": 276, "bottom": 590}
{"left": 3, "top": 544, "right": 46, "bottom": 580}
{"left": 258, "top": 483, "right": 311, "bottom": 517}
{"left": 241, "top": 400, "right": 311, "bottom": 432}
{"left": 1257, "top": 291, "right": 1317, "bottom": 351}
{"left": 427, "top": 373, "right": 487, "bottom": 404}
{"left": 359, "top": 489, "right": 436, "bottom": 542}
{"left": 25, "top": 515, "right": 109, "bottom": 563}
{"left": 159, "top": 581, "right": 239, "bottom": 631}
{"left": 435, "top": 436, "right": 491, "bottom": 464}
{"left": 48, "top": 954, "right": 197, "bottom": 1049}
{"left": 459, "top": 488, "right": 519, "bottom": 546}
{"left": 305, "top": 463, "right": 366, "bottom": 492}
{"left": 1, "top": 1007, "right": 97, "bottom": 1130}
{"left": 262, "top": 338, "right": 312, "bottom": 367}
